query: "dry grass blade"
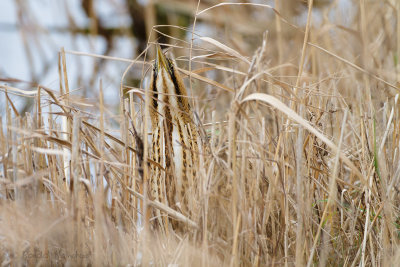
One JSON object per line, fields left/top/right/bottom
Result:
{"left": 241, "top": 93, "right": 366, "bottom": 187}
{"left": 199, "top": 37, "right": 250, "bottom": 64}
{"left": 179, "top": 67, "right": 234, "bottom": 92}
{"left": 308, "top": 42, "right": 400, "bottom": 91}
{"left": 0, "top": 84, "right": 39, "bottom": 97}
{"left": 126, "top": 187, "right": 198, "bottom": 229}
{"left": 196, "top": 2, "right": 299, "bottom": 31}
{"left": 197, "top": 2, "right": 274, "bottom": 16}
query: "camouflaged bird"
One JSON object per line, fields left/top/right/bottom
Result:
{"left": 147, "top": 46, "right": 199, "bottom": 231}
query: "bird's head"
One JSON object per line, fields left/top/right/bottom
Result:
{"left": 154, "top": 45, "right": 175, "bottom": 78}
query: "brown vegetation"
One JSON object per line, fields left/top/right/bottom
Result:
{"left": 1, "top": 0, "right": 400, "bottom": 266}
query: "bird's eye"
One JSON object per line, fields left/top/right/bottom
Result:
{"left": 167, "top": 59, "right": 173, "bottom": 69}
{"left": 153, "top": 65, "right": 157, "bottom": 76}
{"left": 167, "top": 59, "right": 174, "bottom": 76}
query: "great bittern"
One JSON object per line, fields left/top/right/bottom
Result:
{"left": 147, "top": 46, "right": 199, "bottom": 230}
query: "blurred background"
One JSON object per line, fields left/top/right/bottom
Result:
{"left": 0, "top": 0, "right": 352, "bottom": 115}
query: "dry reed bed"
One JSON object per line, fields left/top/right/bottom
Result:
{"left": 1, "top": 1, "right": 400, "bottom": 266}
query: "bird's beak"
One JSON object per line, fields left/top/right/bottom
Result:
{"left": 156, "top": 45, "right": 168, "bottom": 71}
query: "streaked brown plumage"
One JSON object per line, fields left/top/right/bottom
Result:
{"left": 147, "top": 46, "right": 198, "bottom": 230}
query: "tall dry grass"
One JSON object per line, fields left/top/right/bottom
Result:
{"left": 1, "top": 0, "right": 400, "bottom": 266}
